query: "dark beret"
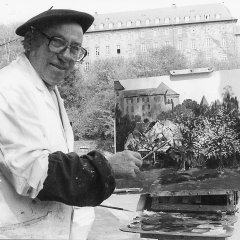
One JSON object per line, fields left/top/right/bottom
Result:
{"left": 16, "top": 9, "right": 94, "bottom": 36}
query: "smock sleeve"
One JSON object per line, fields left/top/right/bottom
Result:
{"left": 37, "top": 150, "right": 116, "bottom": 207}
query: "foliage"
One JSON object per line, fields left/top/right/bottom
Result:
{"left": 125, "top": 120, "right": 181, "bottom": 154}
{"left": 190, "top": 51, "right": 240, "bottom": 70}
{"left": 129, "top": 46, "right": 188, "bottom": 77}
{"left": 0, "top": 23, "right": 23, "bottom": 68}
{"left": 115, "top": 104, "right": 136, "bottom": 151}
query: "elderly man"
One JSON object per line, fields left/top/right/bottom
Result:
{"left": 0, "top": 8, "right": 142, "bottom": 240}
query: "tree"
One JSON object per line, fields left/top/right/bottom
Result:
{"left": 201, "top": 107, "right": 240, "bottom": 168}
{"left": 115, "top": 112, "right": 136, "bottom": 152}
{"left": 0, "top": 23, "right": 23, "bottom": 68}
{"left": 129, "top": 46, "right": 188, "bottom": 78}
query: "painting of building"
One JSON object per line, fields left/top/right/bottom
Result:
{"left": 115, "top": 81, "right": 179, "bottom": 121}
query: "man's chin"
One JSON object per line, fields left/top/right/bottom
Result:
{"left": 43, "top": 75, "right": 65, "bottom": 87}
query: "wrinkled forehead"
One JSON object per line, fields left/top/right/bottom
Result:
{"left": 42, "top": 20, "right": 84, "bottom": 44}
{"left": 40, "top": 18, "right": 83, "bottom": 34}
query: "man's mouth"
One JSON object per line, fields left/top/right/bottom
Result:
{"left": 50, "top": 63, "right": 67, "bottom": 70}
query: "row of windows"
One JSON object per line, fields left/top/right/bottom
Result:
{"left": 125, "top": 96, "right": 171, "bottom": 104}
{"left": 85, "top": 24, "right": 229, "bottom": 41}
{"left": 125, "top": 100, "right": 172, "bottom": 113}
{"left": 125, "top": 98, "right": 173, "bottom": 108}
{"left": 126, "top": 104, "right": 151, "bottom": 112}
{"left": 90, "top": 13, "right": 222, "bottom": 31}
{"left": 85, "top": 37, "right": 228, "bottom": 58}
{"left": 126, "top": 97, "right": 150, "bottom": 104}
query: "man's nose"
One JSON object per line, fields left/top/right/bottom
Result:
{"left": 59, "top": 46, "right": 72, "bottom": 61}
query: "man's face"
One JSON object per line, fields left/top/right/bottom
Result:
{"left": 29, "top": 22, "right": 83, "bottom": 86}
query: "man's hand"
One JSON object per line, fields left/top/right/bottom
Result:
{"left": 107, "top": 150, "right": 142, "bottom": 179}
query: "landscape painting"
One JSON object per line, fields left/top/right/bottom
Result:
{"left": 114, "top": 68, "right": 240, "bottom": 193}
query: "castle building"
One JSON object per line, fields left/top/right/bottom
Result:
{"left": 82, "top": 3, "right": 240, "bottom": 71}
{"left": 115, "top": 80, "right": 179, "bottom": 121}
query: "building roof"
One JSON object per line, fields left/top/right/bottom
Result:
{"left": 122, "top": 82, "right": 179, "bottom": 98}
{"left": 200, "top": 95, "right": 209, "bottom": 106}
{"left": 114, "top": 80, "right": 125, "bottom": 91}
{"left": 88, "top": 3, "right": 235, "bottom": 32}
{"left": 155, "top": 82, "right": 179, "bottom": 95}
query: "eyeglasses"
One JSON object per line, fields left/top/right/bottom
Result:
{"left": 32, "top": 27, "right": 87, "bottom": 62}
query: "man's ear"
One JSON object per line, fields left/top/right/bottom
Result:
{"left": 23, "top": 31, "right": 32, "bottom": 52}
{"left": 24, "top": 28, "right": 42, "bottom": 53}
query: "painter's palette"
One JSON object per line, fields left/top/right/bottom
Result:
{"left": 121, "top": 210, "right": 236, "bottom": 239}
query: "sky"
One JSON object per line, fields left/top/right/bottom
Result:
{"left": 1, "top": 0, "right": 240, "bottom": 25}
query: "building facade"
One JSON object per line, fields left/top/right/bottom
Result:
{"left": 82, "top": 3, "right": 240, "bottom": 70}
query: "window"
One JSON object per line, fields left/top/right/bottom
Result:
{"left": 147, "top": 97, "right": 149, "bottom": 102}
{"left": 178, "top": 40, "right": 182, "bottom": 50}
{"left": 204, "top": 14, "right": 210, "bottom": 20}
{"left": 215, "top": 13, "right": 221, "bottom": 19}
{"left": 184, "top": 16, "right": 190, "bottom": 22}
{"left": 117, "top": 21, "right": 122, "bottom": 27}
{"left": 95, "top": 47, "right": 100, "bottom": 56}
{"left": 106, "top": 45, "right": 110, "bottom": 55}
{"left": 148, "top": 104, "right": 150, "bottom": 110}
{"left": 145, "top": 19, "right": 150, "bottom": 25}
{"left": 131, "top": 106, "right": 134, "bottom": 112}
{"left": 137, "top": 98, "right": 139, "bottom": 103}
{"left": 141, "top": 44, "right": 147, "bottom": 52}
{"left": 155, "top": 18, "right": 160, "bottom": 24}
{"left": 99, "top": 23, "right": 104, "bottom": 29}
{"left": 108, "top": 22, "right": 114, "bottom": 29}
{"left": 206, "top": 38, "right": 211, "bottom": 47}
{"left": 84, "top": 62, "right": 89, "bottom": 71}
{"left": 90, "top": 24, "right": 95, "bottom": 30}
{"left": 178, "top": 27, "right": 182, "bottom": 34}
{"left": 128, "top": 44, "right": 132, "bottom": 54}
{"left": 195, "top": 15, "right": 200, "bottom": 21}
{"left": 164, "top": 17, "right": 170, "bottom": 23}
{"left": 139, "top": 31, "right": 144, "bottom": 38}
{"left": 191, "top": 39, "right": 196, "bottom": 49}
{"left": 164, "top": 28, "right": 169, "bottom": 35}
{"left": 127, "top": 21, "right": 132, "bottom": 27}
{"left": 85, "top": 48, "right": 89, "bottom": 56}
{"left": 222, "top": 38, "right": 227, "bottom": 47}
{"left": 136, "top": 20, "right": 141, "bottom": 26}
{"left": 206, "top": 26, "right": 211, "bottom": 33}
{"left": 223, "top": 56, "right": 228, "bottom": 62}
{"left": 142, "top": 105, "right": 145, "bottom": 110}
{"left": 117, "top": 45, "right": 121, "bottom": 54}
{"left": 165, "top": 41, "right": 170, "bottom": 46}
{"left": 175, "top": 17, "right": 180, "bottom": 23}
{"left": 191, "top": 27, "right": 196, "bottom": 34}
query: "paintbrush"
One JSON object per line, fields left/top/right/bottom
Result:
{"left": 142, "top": 140, "right": 171, "bottom": 160}
{"left": 99, "top": 204, "right": 134, "bottom": 212}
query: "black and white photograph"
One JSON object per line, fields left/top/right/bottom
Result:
{"left": 1, "top": 0, "right": 240, "bottom": 239}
